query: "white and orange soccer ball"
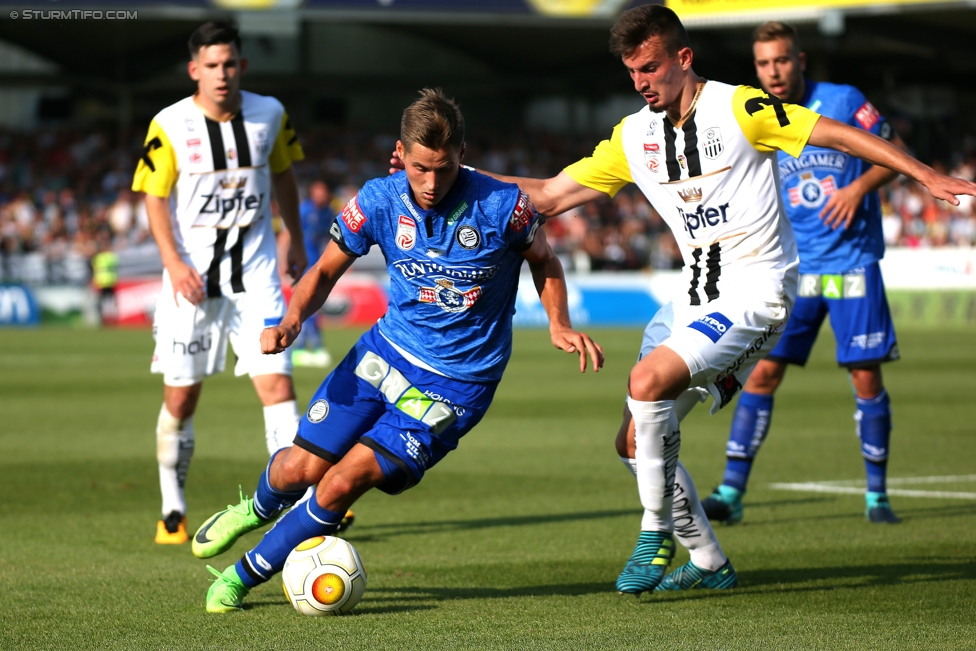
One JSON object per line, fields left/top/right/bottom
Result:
{"left": 281, "top": 536, "right": 367, "bottom": 616}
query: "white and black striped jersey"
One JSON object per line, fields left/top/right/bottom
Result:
{"left": 132, "top": 91, "right": 303, "bottom": 296}
{"left": 566, "top": 81, "right": 822, "bottom": 305}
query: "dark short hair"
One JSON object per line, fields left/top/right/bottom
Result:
{"left": 188, "top": 20, "right": 241, "bottom": 58}
{"left": 400, "top": 88, "right": 465, "bottom": 152}
{"left": 609, "top": 5, "right": 690, "bottom": 59}
{"left": 752, "top": 21, "right": 801, "bottom": 53}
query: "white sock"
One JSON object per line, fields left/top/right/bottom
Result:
{"left": 673, "top": 461, "right": 727, "bottom": 571}
{"left": 627, "top": 397, "right": 680, "bottom": 533}
{"left": 157, "top": 405, "right": 194, "bottom": 517}
{"left": 263, "top": 400, "right": 300, "bottom": 455}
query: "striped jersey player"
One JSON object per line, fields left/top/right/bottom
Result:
{"left": 131, "top": 21, "right": 310, "bottom": 546}
{"left": 484, "top": 5, "right": 976, "bottom": 596}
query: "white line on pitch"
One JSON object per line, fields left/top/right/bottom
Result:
{"left": 769, "top": 482, "right": 976, "bottom": 500}
{"left": 802, "top": 474, "right": 976, "bottom": 488}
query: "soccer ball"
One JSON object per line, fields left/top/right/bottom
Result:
{"left": 281, "top": 535, "right": 367, "bottom": 616}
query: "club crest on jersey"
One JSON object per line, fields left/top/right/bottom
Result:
{"left": 456, "top": 225, "right": 481, "bottom": 250}
{"left": 184, "top": 118, "right": 195, "bottom": 131}
{"left": 396, "top": 215, "right": 417, "bottom": 251}
{"left": 788, "top": 172, "right": 836, "bottom": 209}
{"left": 227, "top": 148, "right": 236, "bottom": 161}
{"left": 341, "top": 196, "right": 367, "bottom": 233}
{"left": 644, "top": 143, "right": 660, "bottom": 172}
{"left": 646, "top": 120, "right": 657, "bottom": 136}
{"left": 307, "top": 399, "right": 330, "bottom": 423}
{"left": 702, "top": 127, "right": 723, "bottom": 159}
{"left": 254, "top": 129, "right": 270, "bottom": 156}
{"left": 419, "top": 278, "right": 482, "bottom": 313}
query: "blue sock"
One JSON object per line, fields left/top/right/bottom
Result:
{"left": 252, "top": 449, "right": 305, "bottom": 521}
{"left": 235, "top": 498, "right": 345, "bottom": 588}
{"left": 855, "top": 389, "right": 891, "bottom": 494}
{"left": 721, "top": 391, "right": 774, "bottom": 492}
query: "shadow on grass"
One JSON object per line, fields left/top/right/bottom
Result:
{"left": 737, "top": 501, "right": 976, "bottom": 526}
{"left": 345, "top": 509, "right": 638, "bottom": 543}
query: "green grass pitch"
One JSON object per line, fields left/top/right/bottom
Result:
{"left": 1, "top": 325, "right": 974, "bottom": 650}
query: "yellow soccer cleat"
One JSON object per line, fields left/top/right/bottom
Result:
{"left": 155, "top": 511, "right": 189, "bottom": 544}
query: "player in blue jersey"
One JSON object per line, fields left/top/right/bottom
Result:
{"left": 701, "top": 22, "right": 905, "bottom": 525}
{"left": 291, "top": 179, "right": 335, "bottom": 368}
{"left": 191, "top": 88, "right": 604, "bottom": 613}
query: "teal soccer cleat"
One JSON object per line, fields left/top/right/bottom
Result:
{"left": 655, "top": 559, "right": 738, "bottom": 591}
{"left": 700, "top": 485, "right": 744, "bottom": 525}
{"left": 866, "top": 492, "right": 901, "bottom": 524}
{"left": 615, "top": 531, "right": 675, "bottom": 595}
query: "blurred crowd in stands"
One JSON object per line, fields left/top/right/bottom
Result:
{"left": 1, "top": 125, "right": 975, "bottom": 285}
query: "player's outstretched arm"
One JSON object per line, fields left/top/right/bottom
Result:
{"left": 388, "top": 149, "right": 604, "bottom": 217}
{"left": 809, "top": 118, "right": 976, "bottom": 206}
{"left": 521, "top": 228, "right": 604, "bottom": 373}
{"left": 820, "top": 133, "right": 908, "bottom": 230}
{"left": 261, "top": 241, "right": 355, "bottom": 355}
{"left": 145, "top": 194, "right": 205, "bottom": 305}
{"left": 271, "top": 165, "right": 308, "bottom": 281}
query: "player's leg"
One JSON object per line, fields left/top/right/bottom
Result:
{"left": 207, "top": 444, "right": 383, "bottom": 613}
{"left": 829, "top": 262, "right": 900, "bottom": 523}
{"left": 616, "top": 344, "right": 690, "bottom": 594}
{"left": 616, "top": 398, "right": 737, "bottom": 590}
{"left": 151, "top": 276, "right": 230, "bottom": 543}
{"left": 251, "top": 372, "right": 301, "bottom": 455}
{"left": 702, "top": 290, "right": 826, "bottom": 524}
{"left": 155, "top": 382, "right": 202, "bottom": 544}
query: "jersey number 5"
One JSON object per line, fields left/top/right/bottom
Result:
{"left": 745, "top": 94, "right": 791, "bottom": 127}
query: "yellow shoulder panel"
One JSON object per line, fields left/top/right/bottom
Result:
{"left": 563, "top": 118, "right": 633, "bottom": 197}
{"left": 131, "top": 119, "right": 178, "bottom": 198}
{"left": 269, "top": 111, "right": 305, "bottom": 173}
{"left": 732, "top": 85, "right": 820, "bottom": 158}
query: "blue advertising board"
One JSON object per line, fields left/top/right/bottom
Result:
{"left": 0, "top": 284, "right": 41, "bottom": 326}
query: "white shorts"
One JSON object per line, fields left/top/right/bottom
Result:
{"left": 639, "top": 295, "right": 790, "bottom": 414}
{"left": 151, "top": 271, "right": 292, "bottom": 386}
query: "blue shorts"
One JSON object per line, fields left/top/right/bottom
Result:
{"left": 294, "top": 326, "right": 497, "bottom": 495}
{"left": 767, "top": 262, "right": 899, "bottom": 368}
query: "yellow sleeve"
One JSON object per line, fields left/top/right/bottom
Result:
{"left": 131, "top": 119, "right": 178, "bottom": 198}
{"left": 563, "top": 118, "right": 633, "bottom": 197}
{"left": 268, "top": 111, "right": 305, "bottom": 173}
{"left": 732, "top": 85, "right": 821, "bottom": 158}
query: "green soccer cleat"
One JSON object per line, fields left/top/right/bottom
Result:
{"left": 206, "top": 565, "right": 250, "bottom": 613}
{"left": 615, "top": 531, "right": 675, "bottom": 595}
{"left": 701, "top": 485, "right": 744, "bottom": 525}
{"left": 866, "top": 492, "right": 901, "bottom": 524}
{"left": 192, "top": 488, "right": 269, "bottom": 559}
{"left": 655, "top": 559, "right": 738, "bottom": 591}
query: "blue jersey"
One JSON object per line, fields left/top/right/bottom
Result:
{"left": 299, "top": 199, "right": 335, "bottom": 264}
{"left": 778, "top": 80, "right": 891, "bottom": 273}
{"left": 330, "top": 169, "right": 542, "bottom": 382}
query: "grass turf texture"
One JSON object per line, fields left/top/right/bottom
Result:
{"left": 1, "top": 325, "right": 974, "bottom": 650}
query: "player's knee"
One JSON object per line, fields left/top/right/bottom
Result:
{"left": 628, "top": 366, "right": 670, "bottom": 401}
{"left": 744, "top": 360, "right": 784, "bottom": 394}
{"left": 254, "top": 373, "right": 297, "bottom": 406}
{"left": 278, "top": 449, "right": 323, "bottom": 486}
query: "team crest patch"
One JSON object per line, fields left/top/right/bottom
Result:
{"left": 702, "top": 127, "right": 723, "bottom": 159}
{"left": 254, "top": 129, "right": 270, "bottom": 156}
{"left": 456, "top": 225, "right": 480, "bottom": 250}
{"left": 307, "top": 399, "right": 329, "bottom": 423}
{"left": 789, "top": 172, "right": 836, "bottom": 208}
{"left": 419, "top": 278, "right": 482, "bottom": 313}
{"left": 644, "top": 143, "right": 660, "bottom": 172}
{"left": 396, "top": 215, "right": 417, "bottom": 251}
{"left": 689, "top": 312, "right": 732, "bottom": 343}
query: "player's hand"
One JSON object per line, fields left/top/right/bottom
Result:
{"left": 261, "top": 323, "right": 299, "bottom": 355}
{"left": 285, "top": 240, "right": 308, "bottom": 283}
{"left": 921, "top": 171, "right": 976, "bottom": 206}
{"left": 550, "top": 326, "right": 604, "bottom": 373}
{"left": 389, "top": 149, "right": 405, "bottom": 175}
{"left": 167, "top": 259, "right": 205, "bottom": 305}
{"left": 819, "top": 184, "right": 865, "bottom": 230}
